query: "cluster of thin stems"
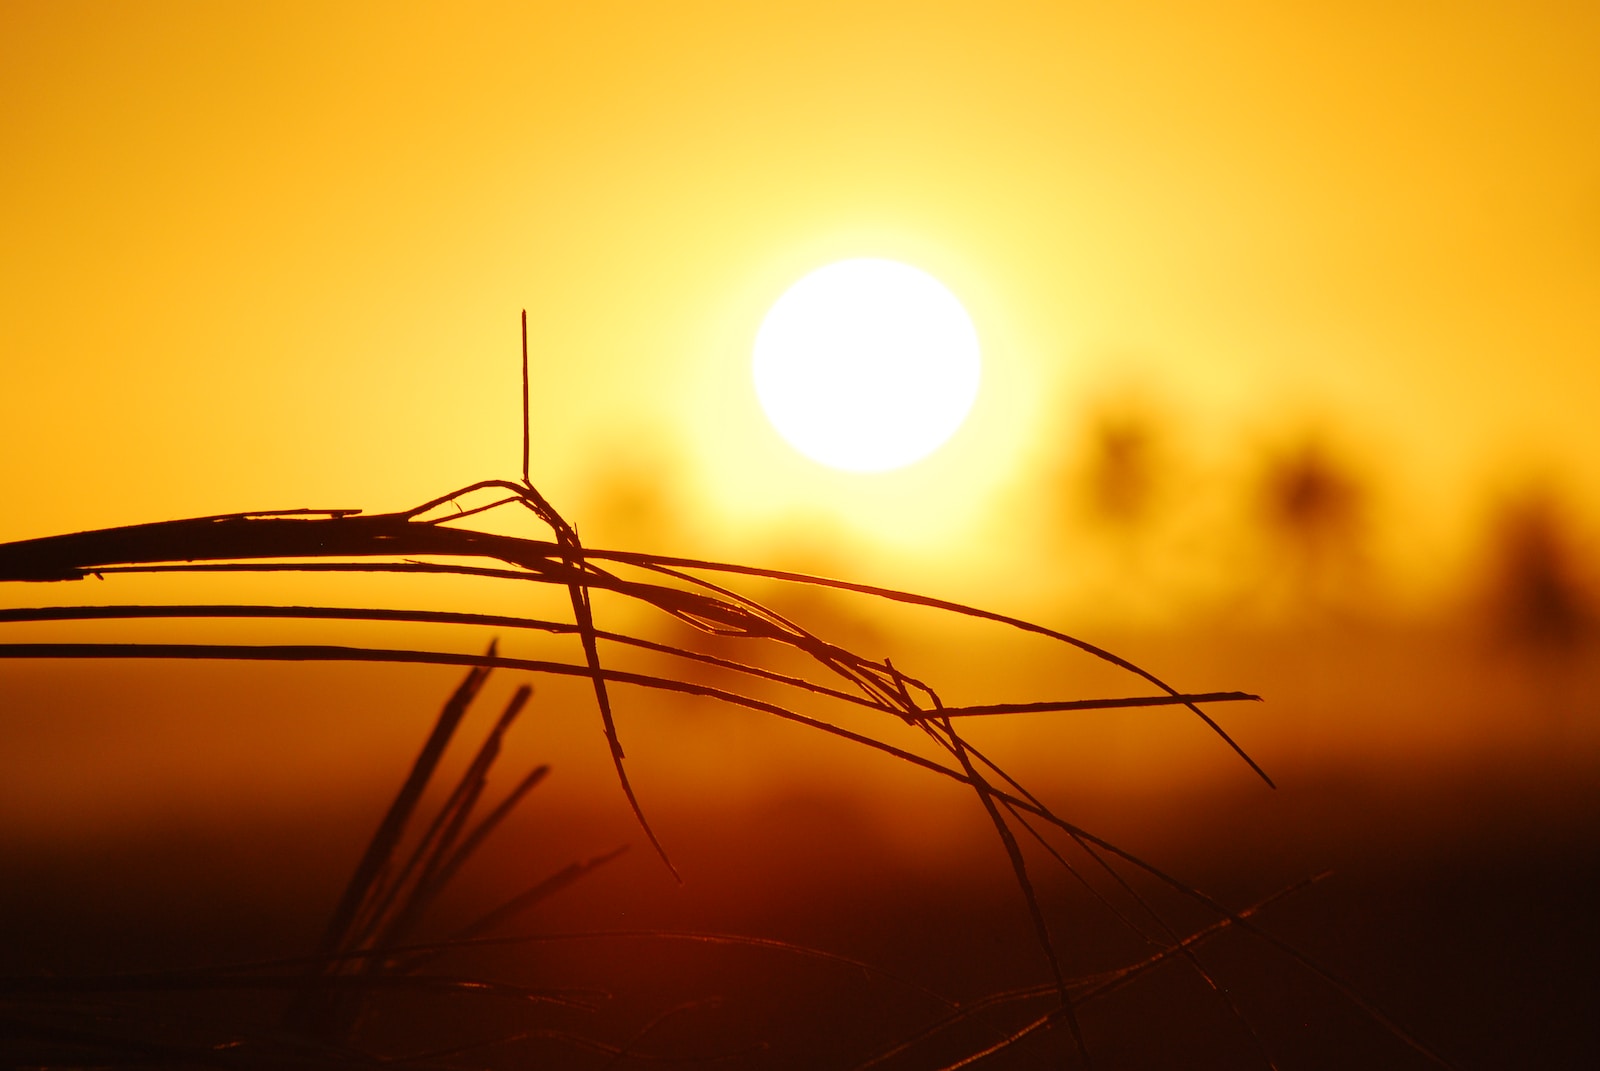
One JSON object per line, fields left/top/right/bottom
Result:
{"left": 0, "top": 472, "right": 1451, "bottom": 1069}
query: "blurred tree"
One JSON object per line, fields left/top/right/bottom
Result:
{"left": 579, "top": 432, "right": 687, "bottom": 550}
{"left": 1083, "top": 409, "right": 1160, "bottom": 529}
{"left": 1482, "top": 488, "right": 1593, "bottom": 650}
{"left": 1039, "top": 392, "right": 1217, "bottom": 625}
{"left": 1260, "top": 441, "right": 1363, "bottom": 549}
{"left": 1251, "top": 436, "right": 1371, "bottom": 617}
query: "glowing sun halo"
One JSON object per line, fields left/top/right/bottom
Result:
{"left": 753, "top": 259, "right": 981, "bottom": 473}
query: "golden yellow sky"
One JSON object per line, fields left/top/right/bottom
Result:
{"left": 5, "top": 2, "right": 1600, "bottom": 897}
{"left": 3, "top": 0, "right": 1597, "bottom": 605}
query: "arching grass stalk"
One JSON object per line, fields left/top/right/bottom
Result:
{"left": 0, "top": 476, "right": 1455, "bottom": 1068}
{"left": 0, "top": 312, "right": 1451, "bottom": 1066}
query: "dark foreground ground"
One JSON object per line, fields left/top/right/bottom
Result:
{"left": 3, "top": 757, "right": 1596, "bottom": 1071}
{"left": 2, "top": 619, "right": 1596, "bottom": 1069}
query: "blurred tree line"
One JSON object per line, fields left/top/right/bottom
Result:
{"left": 1049, "top": 389, "right": 1595, "bottom": 649}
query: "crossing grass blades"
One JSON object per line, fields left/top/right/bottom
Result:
{"left": 0, "top": 315, "right": 1457, "bottom": 1069}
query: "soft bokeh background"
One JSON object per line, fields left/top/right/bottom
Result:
{"left": 2, "top": 3, "right": 1597, "bottom": 1068}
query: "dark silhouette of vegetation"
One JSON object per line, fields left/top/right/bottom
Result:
{"left": 1258, "top": 440, "right": 1363, "bottom": 560}
{"left": 0, "top": 316, "right": 1459, "bottom": 1069}
{"left": 1482, "top": 487, "right": 1593, "bottom": 650}
{"left": 1081, "top": 407, "right": 1162, "bottom": 530}
{"left": 1250, "top": 436, "right": 1371, "bottom": 615}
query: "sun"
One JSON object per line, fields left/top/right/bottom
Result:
{"left": 752, "top": 258, "right": 981, "bottom": 473}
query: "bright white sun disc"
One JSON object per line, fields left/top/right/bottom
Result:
{"left": 753, "top": 258, "right": 981, "bottom": 472}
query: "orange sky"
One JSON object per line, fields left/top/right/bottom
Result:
{"left": 3, "top": 0, "right": 1600, "bottom": 884}
{"left": 3, "top": 0, "right": 1597, "bottom": 602}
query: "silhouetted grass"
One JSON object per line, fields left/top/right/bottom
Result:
{"left": 0, "top": 475, "right": 1460, "bottom": 1069}
{"left": 0, "top": 316, "right": 1458, "bottom": 1068}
